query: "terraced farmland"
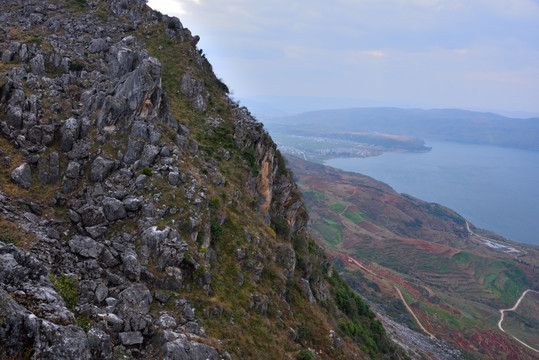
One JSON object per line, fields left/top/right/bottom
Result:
{"left": 287, "top": 155, "right": 539, "bottom": 359}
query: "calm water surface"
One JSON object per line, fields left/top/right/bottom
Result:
{"left": 325, "top": 140, "right": 539, "bottom": 246}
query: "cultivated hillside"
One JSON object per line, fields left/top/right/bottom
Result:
{"left": 287, "top": 155, "right": 539, "bottom": 359}
{"left": 0, "top": 0, "right": 408, "bottom": 359}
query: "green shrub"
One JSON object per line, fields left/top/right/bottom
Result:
{"left": 27, "top": 36, "right": 43, "bottom": 45}
{"left": 69, "top": 61, "right": 84, "bottom": 72}
{"left": 193, "top": 265, "right": 206, "bottom": 280}
{"left": 243, "top": 148, "right": 259, "bottom": 176}
{"left": 275, "top": 149, "right": 288, "bottom": 177}
{"left": 217, "top": 78, "right": 230, "bottom": 94}
{"left": 142, "top": 167, "right": 152, "bottom": 176}
{"left": 77, "top": 314, "right": 91, "bottom": 332}
{"left": 68, "top": 0, "right": 88, "bottom": 11}
{"left": 49, "top": 274, "right": 78, "bottom": 312}
{"left": 296, "top": 349, "right": 315, "bottom": 360}
{"left": 0, "top": 227, "right": 19, "bottom": 244}
{"left": 298, "top": 321, "right": 309, "bottom": 340}
{"left": 330, "top": 271, "right": 394, "bottom": 356}
{"left": 209, "top": 197, "right": 220, "bottom": 208}
{"left": 168, "top": 20, "right": 177, "bottom": 30}
{"left": 210, "top": 218, "right": 222, "bottom": 237}
{"left": 271, "top": 214, "right": 290, "bottom": 237}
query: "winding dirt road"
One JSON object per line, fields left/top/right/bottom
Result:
{"left": 344, "top": 256, "right": 436, "bottom": 339}
{"left": 394, "top": 286, "right": 437, "bottom": 340}
{"left": 498, "top": 289, "right": 539, "bottom": 353}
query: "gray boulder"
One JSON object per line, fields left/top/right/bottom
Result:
{"left": 68, "top": 235, "right": 104, "bottom": 259}
{"left": 98, "top": 56, "right": 162, "bottom": 131}
{"left": 2, "top": 49, "right": 12, "bottom": 63}
{"left": 139, "top": 144, "right": 160, "bottom": 167}
{"left": 102, "top": 197, "right": 127, "bottom": 221}
{"left": 300, "top": 278, "right": 316, "bottom": 304}
{"left": 121, "top": 250, "right": 141, "bottom": 281}
{"left": 123, "top": 137, "right": 144, "bottom": 164}
{"left": 88, "top": 38, "right": 109, "bottom": 54}
{"left": 117, "top": 285, "right": 152, "bottom": 315}
{"left": 35, "top": 324, "right": 91, "bottom": 359}
{"left": 29, "top": 54, "right": 45, "bottom": 76}
{"left": 90, "top": 156, "right": 115, "bottom": 182}
{"left": 140, "top": 226, "right": 170, "bottom": 250}
{"left": 180, "top": 74, "right": 207, "bottom": 112}
{"left": 60, "top": 117, "right": 81, "bottom": 152}
{"left": 123, "top": 196, "right": 142, "bottom": 211}
{"left": 65, "top": 161, "right": 82, "bottom": 178}
{"left": 160, "top": 336, "right": 219, "bottom": 360}
{"left": 119, "top": 331, "right": 144, "bottom": 345}
{"left": 78, "top": 205, "right": 107, "bottom": 227}
{"left": 11, "top": 163, "right": 32, "bottom": 189}
{"left": 6, "top": 104, "right": 23, "bottom": 128}
{"left": 0, "top": 244, "right": 89, "bottom": 359}
{"left": 37, "top": 152, "right": 60, "bottom": 185}
{"left": 88, "top": 328, "right": 113, "bottom": 360}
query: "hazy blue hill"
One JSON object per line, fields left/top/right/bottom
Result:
{"left": 266, "top": 107, "right": 539, "bottom": 151}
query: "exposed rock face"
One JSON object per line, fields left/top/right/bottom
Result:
{"left": 233, "top": 104, "right": 308, "bottom": 234}
{"left": 180, "top": 74, "right": 208, "bottom": 112}
{"left": 0, "top": 1, "right": 222, "bottom": 357}
{"left": 97, "top": 56, "right": 163, "bottom": 131}
{"left": 0, "top": 242, "right": 89, "bottom": 359}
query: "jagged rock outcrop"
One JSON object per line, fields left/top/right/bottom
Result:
{"left": 233, "top": 104, "right": 308, "bottom": 234}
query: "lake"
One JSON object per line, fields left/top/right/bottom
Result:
{"left": 325, "top": 140, "right": 539, "bottom": 246}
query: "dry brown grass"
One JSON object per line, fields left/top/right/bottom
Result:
{"left": 0, "top": 217, "right": 37, "bottom": 250}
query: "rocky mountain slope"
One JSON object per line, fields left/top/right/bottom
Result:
{"left": 0, "top": 0, "right": 406, "bottom": 359}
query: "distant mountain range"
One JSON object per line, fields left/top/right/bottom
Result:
{"left": 264, "top": 107, "right": 539, "bottom": 152}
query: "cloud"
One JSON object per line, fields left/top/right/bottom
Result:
{"left": 146, "top": 0, "right": 539, "bottom": 112}
{"left": 147, "top": 0, "right": 189, "bottom": 15}
{"left": 357, "top": 50, "right": 386, "bottom": 57}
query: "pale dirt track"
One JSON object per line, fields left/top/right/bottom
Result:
{"left": 393, "top": 286, "right": 436, "bottom": 340}
{"left": 498, "top": 289, "right": 539, "bottom": 353}
{"left": 345, "top": 256, "right": 436, "bottom": 339}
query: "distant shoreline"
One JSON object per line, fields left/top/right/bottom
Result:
{"left": 323, "top": 140, "right": 539, "bottom": 246}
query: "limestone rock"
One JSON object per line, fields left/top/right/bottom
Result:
{"left": 88, "top": 38, "right": 109, "bottom": 54}
{"left": 68, "top": 235, "right": 104, "bottom": 259}
{"left": 90, "top": 157, "right": 115, "bottom": 182}
{"left": 11, "top": 163, "right": 32, "bottom": 189}
{"left": 60, "top": 117, "right": 81, "bottom": 152}
{"left": 29, "top": 54, "right": 45, "bottom": 76}
{"left": 102, "top": 197, "right": 127, "bottom": 222}
{"left": 139, "top": 144, "right": 160, "bottom": 167}
{"left": 160, "top": 336, "right": 219, "bottom": 360}
{"left": 88, "top": 328, "right": 113, "bottom": 359}
{"left": 117, "top": 285, "right": 152, "bottom": 316}
{"left": 300, "top": 278, "right": 316, "bottom": 304}
{"left": 119, "top": 331, "right": 144, "bottom": 345}
{"left": 37, "top": 152, "right": 60, "bottom": 185}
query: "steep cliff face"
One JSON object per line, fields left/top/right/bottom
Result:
{"left": 0, "top": 1, "right": 401, "bottom": 359}
{"left": 233, "top": 105, "right": 307, "bottom": 235}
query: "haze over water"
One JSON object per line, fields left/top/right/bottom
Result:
{"left": 326, "top": 140, "right": 539, "bottom": 246}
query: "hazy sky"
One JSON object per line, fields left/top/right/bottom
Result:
{"left": 147, "top": 0, "right": 539, "bottom": 114}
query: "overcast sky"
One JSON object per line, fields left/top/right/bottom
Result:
{"left": 147, "top": 0, "right": 539, "bottom": 115}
